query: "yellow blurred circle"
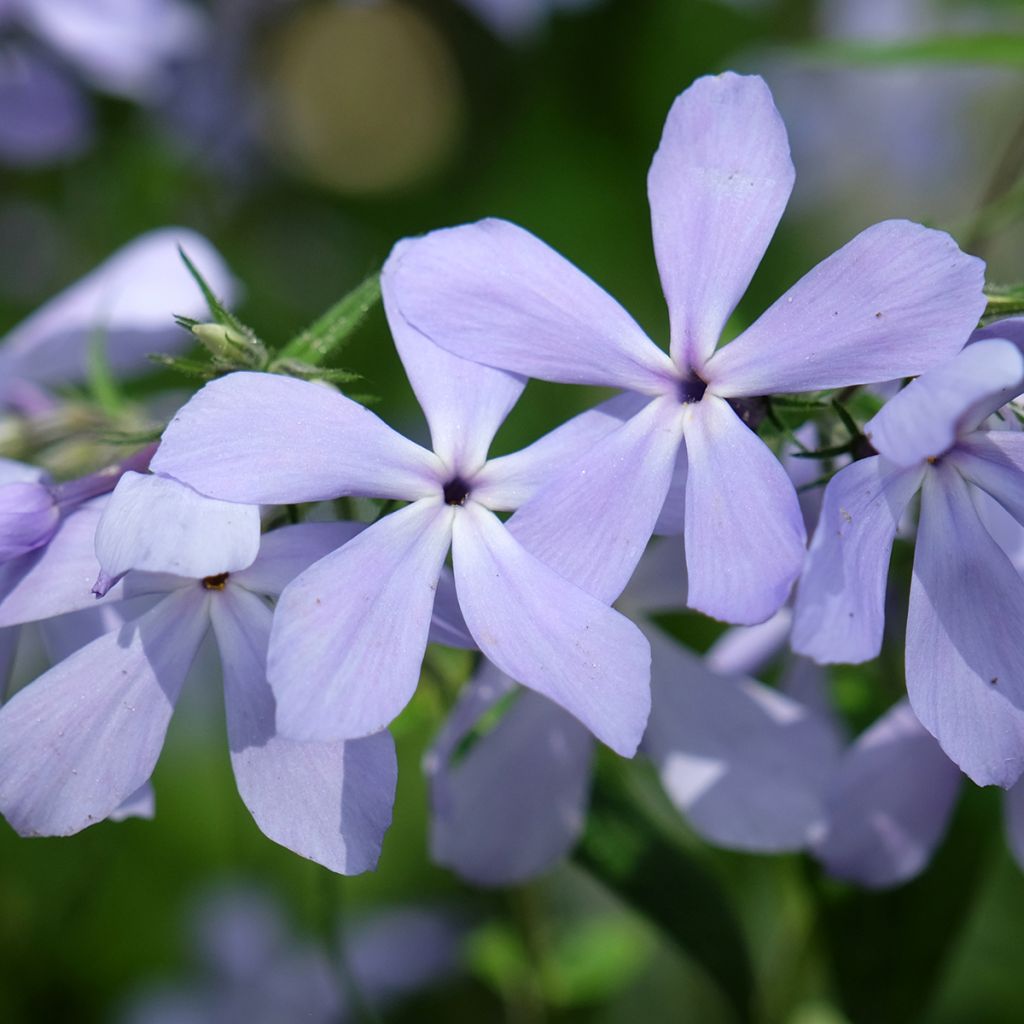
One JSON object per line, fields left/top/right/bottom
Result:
{"left": 266, "top": 1, "right": 464, "bottom": 195}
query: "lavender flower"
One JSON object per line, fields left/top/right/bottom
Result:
{"left": 0, "top": 227, "right": 235, "bottom": 411}
{"left": 793, "top": 335, "right": 1024, "bottom": 788}
{"left": 0, "top": 472, "right": 395, "bottom": 873}
{"left": 152, "top": 261, "right": 651, "bottom": 757}
{"left": 0, "top": 0, "right": 206, "bottom": 166}
{"left": 387, "top": 71, "right": 986, "bottom": 625}
{"left": 427, "top": 536, "right": 841, "bottom": 885}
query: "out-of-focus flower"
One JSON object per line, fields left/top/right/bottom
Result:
{"left": 455, "top": 0, "right": 600, "bottom": 42}
{"left": 389, "top": 71, "right": 986, "bottom": 627}
{"left": 0, "top": 472, "right": 395, "bottom": 872}
{"left": 793, "top": 334, "right": 1024, "bottom": 788}
{"left": 426, "top": 536, "right": 842, "bottom": 885}
{"left": 119, "top": 885, "right": 466, "bottom": 1024}
{"left": 152, "top": 251, "right": 652, "bottom": 758}
{"left": 0, "top": 227, "right": 236, "bottom": 412}
{"left": 0, "top": 0, "right": 207, "bottom": 166}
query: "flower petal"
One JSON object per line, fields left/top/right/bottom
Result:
{"left": 269, "top": 500, "right": 454, "bottom": 742}
{"left": 0, "top": 481, "right": 59, "bottom": 561}
{"left": 212, "top": 587, "right": 396, "bottom": 875}
{"left": 951, "top": 431, "right": 1024, "bottom": 528}
{"left": 864, "top": 340, "right": 1024, "bottom": 467}
{"left": 152, "top": 372, "right": 444, "bottom": 504}
{"left": 427, "top": 659, "right": 593, "bottom": 885}
{"left": 503, "top": 396, "right": 685, "bottom": 604}
{"left": 452, "top": 503, "right": 651, "bottom": 756}
{"left": 0, "top": 587, "right": 208, "bottom": 835}
{"left": 649, "top": 72, "right": 794, "bottom": 370}
{"left": 907, "top": 463, "right": 1024, "bottom": 788}
{"left": 706, "top": 220, "right": 986, "bottom": 398}
{"left": 108, "top": 781, "right": 156, "bottom": 823}
{"left": 229, "top": 521, "right": 367, "bottom": 598}
{"left": 812, "top": 702, "right": 961, "bottom": 888}
{"left": 643, "top": 623, "right": 840, "bottom": 851}
{"left": 428, "top": 567, "right": 475, "bottom": 650}
{"left": 792, "top": 456, "right": 924, "bottom": 664}
{"left": 96, "top": 472, "right": 261, "bottom": 583}
{"left": 0, "top": 227, "right": 235, "bottom": 390}
{"left": 383, "top": 244, "right": 525, "bottom": 472}
{"left": 389, "top": 219, "right": 674, "bottom": 391}
{"left": 617, "top": 535, "right": 688, "bottom": 617}
{"left": 472, "top": 392, "right": 650, "bottom": 510}
{"left": 0, "top": 499, "right": 124, "bottom": 626}
{"left": 682, "top": 395, "right": 806, "bottom": 624}
{"left": 705, "top": 608, "right": 793, "bottom": 678}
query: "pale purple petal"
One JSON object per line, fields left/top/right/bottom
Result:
{"left": 907, "top": 463, "right": 1024, "bottom": 788}
{"left": 96, "top": 472, "right": 261, "bottom": 583}
{"left": 212, "top": 588, "right": 396, "bottom": 874}
{"left": 20, "top": 0, "right": 207, "bottom": 101}
{"left": 682, "top": 395, "right": 806, "bottom": 624}
{"left": 231, "top": 521, "right": 367, "bottom": 598}
{"left": 704, "top": 608, "right": 792, "bottom": 677}
{"left": 0, "top": 587, "right": 208, "bottom": 835}
{"left": 649, "top": 72, "right": 794, "bottom": 370}
{"left": 452, "top": 503, "right": 650, "bottom": 756}
{"left": 0, "top": 459, "right": 48, "bottom": 485}
{"left": 108, "top": 780, "right": 156, "bottom": 822}
{"left": 428, "top": 659, "right": 593, "bottom": 885}
{"left": 152, "top": 372, "right": 444, "bottom": 504}
{"left": 972, "top": 315, "right": 1024, "bottom": 352}
{"left": 0, "top": 481, "right": 59, "bottom": 560}
{"left": 38, "top": 602, "right": 136, "bottom": 663}
{"left": 812, "top": 701, "right": 962, "bottom": 888}
{"left": 269, "top": 500, "right": 454, "bottom": 742}
{"left": 951, "top": 431, "right": 1024, "bottom": 527}
{"left": 0, "top": 499, "right": 124, "bottom": 626}
{"left": 472, "top": 392, "right": 649, "bottom": 510}
{"left": 389, "top": 219, "right": 675, "bottom": 391}
{"left": 617, "top": 535, "right": 688, "bottom": 616}
{"left": 383, "top": 243, "right": 525, "bottom": 472}
{"left": 503, "top": 396, "right": 685, "bottom": 604}
{"left": 0, "top": 45, "right": 91, "bottom": 167}
{"left": 643, "top": 623, "right": 840, "bottom": 851}
{"left": 653, "top": 441, "right": 688, "bottom": 535}
{"left": 792, "top": 456, "right": 924, "bottom": 664}
{"left": 1003, "top": 779, "right": 1024, "bottom": 872}
{"left": 705, "top": 221, "right": 986, "bottom": 397}
{"left": 427, "top": 567, "right": 475, "bottom": 650}
{"left": 0, "top": 228, "right": 235, "bottom": 389}
{"left": 864, "top": 340, "right": 1024, "bottom": 466}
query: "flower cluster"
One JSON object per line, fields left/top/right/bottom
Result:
{"left": 1, "top": 71, "right": 1023, "bottom": 892}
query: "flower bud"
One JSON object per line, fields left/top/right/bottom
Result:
{"left": 191, "top": 323, "right": 268, "bottom": 369}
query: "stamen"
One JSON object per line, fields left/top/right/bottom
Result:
{"left": 202, "top": 573, "right": 230, "bottom": 590}
{"left": 678, "top": 376, "right": 707, "bottom": 404}
{"left": 443, "top": 477, "right": 471, "bottom": 506}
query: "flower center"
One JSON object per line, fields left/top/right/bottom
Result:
{"left": 443, "top": 476, "right": 471, "bottom": 506}
{"left": 678, "top": 376, "right": 707, "bottom": 404}
{"left": 202, "top": 573, "right": 230, "bottom": 590}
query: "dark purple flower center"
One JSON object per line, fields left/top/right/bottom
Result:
{"left": 443, "top": 477, "right": 471, "bottom": 506}
{"left": 202, "top": 573, "right": 230, "bottom": 590}
{"left": 678, "top": 376, "right": 707, "bottom": 404}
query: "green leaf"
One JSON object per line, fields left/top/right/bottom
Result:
{"left": 86, "top": 331, "right": 124, "bottom": 416}
{"left": 573, "top": 759, "right": 755, "bottom": 1022}
{"left": 274, "top": 274, "right": 381, "bottom": 368}
{"left": 815, "top": 786, "right": 997, "bottom": 1024}
{"left": 983, "top": 282, "right": 1024, "bottom": 321}
{"left": 177, "top": 246, "right": 249, "bottom": 334}
{"left": 148, "top": 353, "right": 219, "bottom": 380}
{"left": 793, "top": 35, "right": 1024, "bottom": 68}
{"left": 270, "top": 357, "right": 362, "bottom": 384}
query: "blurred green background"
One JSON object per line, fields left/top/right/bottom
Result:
{"left": 1, "top": 1, "right": 1024, "bottom": 1021}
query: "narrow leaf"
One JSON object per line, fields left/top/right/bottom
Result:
{"left": 793, "top": 35, "right": 1024, "bottom": 68}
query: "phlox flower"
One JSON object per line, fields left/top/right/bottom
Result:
{"left": 793, "top": 334, "right": 1024, "bottom": 788}
{"left": 387, "top": 71, "right": 986, "bottom": 625}
{"left": 0, "top": 0, "right": 206, "bottom": 166}
{"left": 0, "top": 227, "right": 235, "bottom": 413}
{"left": 152, "top": 261, "right": 651, "bottom": 757}
{"left": 426, "top": 536, "right": 841, "bottom": 886}
{"left": 0, "top": 471, "right": 395, "bottom": 873}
